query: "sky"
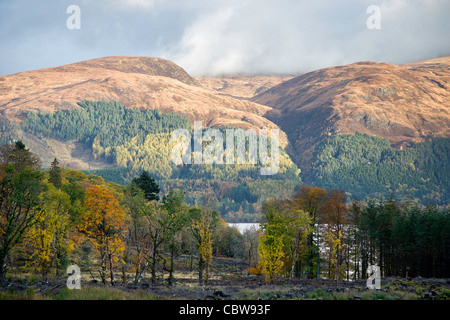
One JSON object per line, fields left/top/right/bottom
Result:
{"left": 0, "top": 0, "right": 449, "bottom": 76}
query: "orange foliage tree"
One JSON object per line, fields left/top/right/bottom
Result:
{"left": 79, "top": 185, "right": 127, "bottom": 285}
{"left": 320, "top": 189, "right": 349, "bottom": 280}
{"left": 292, "top": 186, "right": 327, "bottom": 278}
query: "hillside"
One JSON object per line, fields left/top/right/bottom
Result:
{"left": 0, "top": 56, "right": 293, "bottom": 173}
{"left": 196, "top": 74, "right": 295, "bottom": 99}
{"left": 252, "top": 57, "right": 450, "bottom": 169}
{"left": 0, "top": 56, "right": 282, "bottom": 138}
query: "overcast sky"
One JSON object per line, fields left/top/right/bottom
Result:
{"left": 0, "top": 0, "right": 449, "bottom": 76}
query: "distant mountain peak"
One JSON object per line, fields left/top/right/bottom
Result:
{"left": 55, "top": 56, "right": 199, "bottom": 86}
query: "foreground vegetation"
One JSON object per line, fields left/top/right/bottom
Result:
{"left": 2, "top": 268, "right": 449, "bottom": 300}
{"left": 1, "top": 140, "right": 448, "bottom": 300}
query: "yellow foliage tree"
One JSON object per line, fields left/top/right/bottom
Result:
{"left": 285, "top": 209, "right": 313, "bottom": 279}
{"left": 189, "top": 193, "right": 218, "bottom": 286}
{"left": 324, "top": 229, "right": 343, "bottom": 282}
{"left": 80, "top": 185, "right": 127, "bottom": 285}
{"left": 197, "top": 217, "right": 213, "bottom": 284}
{"left": 258, "top": 233, "right": 285, "bottom": 283}
{"left": 23, "top": 185, "right": 74, "bottom": 278}
{"left": 258, "top": 199, "right": 313, "bottom": 282}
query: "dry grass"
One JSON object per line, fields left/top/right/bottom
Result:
{"left": 55, "top": 286, "right": 158, "bottom": 300}
{"left": 2, "top": 259, "right": 449, "bottom": 300}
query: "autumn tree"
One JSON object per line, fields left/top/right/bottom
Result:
{"left": 242, "top": 225, "right": 260, "bottom": 271}
{"left": 161, "top": 188, "right": 189, "bottom": 285}
{"left": 122, "top": 183, "right": 152, "bottom": 285}
{"left": 80, "top": 185, "right": 127, "bottom": 286}
{"left": 140, "top": 195, "right": 187, "bottom": 284}
{"left": 293, "top": 186, "right": 327, "bottom": 223}
{"left": 258, "top": 199, "right": 286, "bottom": 283}
{"left": 292, "top": 186, "right": 327, "bottom": 278}
{"left": 258, "top": 198, "right": 313, "bottom": 281}
{"left": 324, "top": 229, "right": 343, "bottom": 283}
{"left": 189, "top": 192, "right": 219, "bottom": 285}
{"left": 23, "top": 184, "right": 74, "bottom": 278}
{"left": 125, "top": 187, "right": 189, "bottom": 286}
{"left": 286, "top": 208, "right": 313, "bottom": 279}
{"left": 258, "top": 231, "right": 285, "bottom": 283}
{"left": 196, "top": 211, "right": 214, "bottom": 285}
{"left": 0, "top": 166, "right": 45, "bottom": 280}
{"left": 120, "top": 187, "right": 189, "bottom": 286}
{"left": 320, "top": 189, "right": 349, "bottom": 280}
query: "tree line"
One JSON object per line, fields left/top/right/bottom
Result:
{"left": 258, "top": 185, "right": 449, "bottom": 283}
{"left": 308, "top": 132, "right": 449, "bottom": 205}
{"left": 20, "top": 100, "right": 299, "bottom": 182}
{"left": 0, "top": 141, "right": 257, "bottom": 286}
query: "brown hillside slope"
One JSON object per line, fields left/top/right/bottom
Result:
{"left": 0, "top": 56, "right": 283, "bottom": 139}
{"left": 252, "top": 56, "right": 450, "bottom": 169}
{"left": 196, "top": 74, "right": 295, "bottom": 99}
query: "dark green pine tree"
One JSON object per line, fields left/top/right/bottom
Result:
{"left": 49, "top": 158, "right": 62, "bottom": 189}
{"left": 132, "top": 171, "right": 160, "bottom": 201}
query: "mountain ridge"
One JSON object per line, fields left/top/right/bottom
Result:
{"left": 0, "top": 56, "right": 285, "bottom": 145}
{"left": 251, "top": 56, "right": 450, "bottom": 170}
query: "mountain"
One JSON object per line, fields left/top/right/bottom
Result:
{"left": 250, "top": 56, "right": 449, "bottom": 204}
{"left": 252, "top": 56, "right": 450, "bottom": 170}
{"left": 0, "top": 56, "right": 282, "bottom": 136}
{"left": 0, "top": 55, "right": 448, "bottom": 207}
{"left": 0, "top": 57, "right": 302, "bottom": 222}
{"left": 0, "top": 56, "right": 292, "bottom": 170}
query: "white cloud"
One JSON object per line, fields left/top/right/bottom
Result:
{"left": 157, "top": 0, "right": 450, "bottom": 75}
{"left": 105, "top": 0, "right": 157, "bottom": 10}
{"left": 0, "top": 0, "right": 449, "bottom": 76}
